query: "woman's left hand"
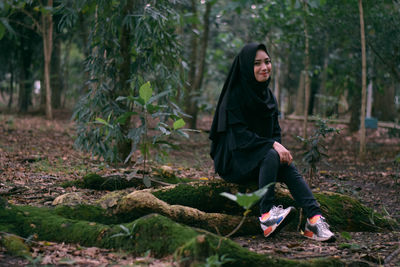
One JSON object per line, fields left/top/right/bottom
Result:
{"left": 273, "top": 141, "right": 293, "bottom": 165}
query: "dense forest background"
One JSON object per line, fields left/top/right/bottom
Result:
{"left": 1, "top": 0, "right": 399, "bottom": 164}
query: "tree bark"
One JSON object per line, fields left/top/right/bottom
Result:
{"left": 42, "top": 0, "right": 53, "bottom": 119}
{"left": 18, "top": 38, "right": 32, "bottom": 113}
{"left": 7, "top": 63, "right": 14, "bottom": 110}
{"left": 302, "top": 0, "right": 310, "bottom": 139}
{"left": 184, "top": 1, "right": 212, "bottom": 129}
{"left": 51, "top": 36, "right": 63, "bottom": 109}
{"left": 358, "top": 0, "right": 367, "bottom": 159}
{"left": 116, "top": 0, "right": 135, "bottom": 162}
{"left": 317, "top": 43, "right": 329, "bottom": 117}
{"left": 295, "top": 70, "right": 305, "bottom": 116}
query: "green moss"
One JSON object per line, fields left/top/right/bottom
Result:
{"left": 315, "top": 192, "right": 397, "bottom": 231}
{"left": 63, "top": 173, "right": 139, "bottom": 191}
{"left": 175, "top": 232, "right": 343, "bottom": 267}
{"left": 0, "top": 203, "right": 346, "bottom": 265}
{"left": 54, "top": 205, "right": 119, "bottom": 225}
{"left": 0, "top": 234, "right": 31, "bottom": 257}
{"left": 0, "top": 197, "right": 7, "bottom": 209}
{"left": 153, "top": 182, "right": 247, "bottom": 215}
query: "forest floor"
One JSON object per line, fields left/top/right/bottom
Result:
{"left": 0, "top": 111, "right": 399, "bottom": 266}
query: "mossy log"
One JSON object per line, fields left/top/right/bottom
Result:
{"left": 107, "top": 181, "right": 397, "bottom": 233}
{"left": 0, "top": 201, "right": 343, "bottom": 266}
{"left": 62, "top": 172, "right": 192, "bottom": 191}
{"left": 175, "top": 234, "right": 343, "bottom": 267}
{"left": 114, "top": 190, "right": 258, "bottom": 236}
{"left": 0, "top": 233, "right": 31, "bottom": 257}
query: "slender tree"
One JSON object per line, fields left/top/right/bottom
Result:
{"left": 358, "top": 0, "right": 367, "bottom": 158}
{"left": 302, "top": 0, "right": 311, "bottom": 139}
{"left": 41, "top": 0, "right": 53, "bottom": 119}
{"left": 183, "top": 0, "right": 213, "bottom": 129}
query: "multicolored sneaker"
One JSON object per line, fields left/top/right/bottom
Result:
{"left": 259, "top": 205, "right": 295, "bottom": 237}
{"left": 304, "top": 215, "right": 335, "bottom": 242}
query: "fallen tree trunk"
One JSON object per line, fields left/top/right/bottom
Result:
{"left": 115, "top": 190, "right": 258, "bottom": 236}
{"left": 53, "top": 181, "right": 397, "bottom": 235}
{"left": 0, "top": 200, "right": 343, "bottom": 266}
{"left": 110, "top": 181, "right": 397, "bottom": 233}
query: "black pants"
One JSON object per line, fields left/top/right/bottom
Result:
{"left": 224, "top": 148, "right": 321, "bottom": 218}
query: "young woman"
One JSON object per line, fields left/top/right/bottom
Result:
{"left": 209, "top": 43, "right": 334, "bottom": 241}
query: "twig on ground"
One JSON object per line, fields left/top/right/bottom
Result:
{"left": 384, "top": 244, "right": 400, "bottom": 264}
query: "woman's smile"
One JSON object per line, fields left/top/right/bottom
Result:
{"left": 254, "top": 50, "right": 272, "bottom": 82}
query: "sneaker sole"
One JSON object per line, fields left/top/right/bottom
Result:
{"left": 303, "top": 230, "right": 336, "bottom": 242}
{"left": 262, "top": 207, "right": 296, "bottom": 238}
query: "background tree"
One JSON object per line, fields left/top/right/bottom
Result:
{"left": 61, "top": 0, "right": 184, "bottom": 162}
{"left": 358, "top": 0, "right": 367, "bottom": 158}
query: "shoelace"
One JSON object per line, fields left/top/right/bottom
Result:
{"left": 270, "top": 205, "right": 284, "bottom": 212}
{"left": 316, "top": 217, "right": 330, "bottom": 231}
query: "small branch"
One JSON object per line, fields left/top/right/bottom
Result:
{"left": 0, "top": 187, "right": 29, "bottom": 196}
{"left": 123, "top": 173, "right": 172, "bottom": 186}
{"left": 384, "top": 245, "right": 400, "bottom": 264}
{"left": 18, "top": 8, "right": 42, "bottom": 33}
{"left": 224, "top": 212, "right": 248, "bottom": 238}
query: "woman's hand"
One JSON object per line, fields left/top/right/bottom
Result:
{"left": 273, "top": 141, "right": 293, "bottom": 165}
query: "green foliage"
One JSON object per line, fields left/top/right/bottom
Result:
{"left": 340, "top": 231, "right": 352, "bottom": 241}
{"left": 71, "top": 1, "right": 186, "bottom": 164}
{"left": 220, "top": 183, "right": 273, "bottom": 210}
{"left": 110, "top": 224, "right": 137, "bottom": 239}
{"left": 205, "top": 254, "right": 235, "bottom": 267}
{"left": 297, "top": 119, "right": 340, "bottom": 180}
{"left": 0, "top": 233, "right": 30, "bottom": 257}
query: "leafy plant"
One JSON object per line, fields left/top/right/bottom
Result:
{"left": 220, "top": 183, "right": 273, "bottom": 237}
{"left": 110, "top": 224, "right": 136, "bottom": 239}
{"left": 205, "top": 254, "right": 235, "bottom": 267}
{"left": 96, "top": 81, "right": 189, "bottom": 187}
{"left": 297, "top": 119, "right": 340, "bottom": 183}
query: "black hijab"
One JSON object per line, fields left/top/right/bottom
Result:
{"left": 209, "top": 43, "right": 276, "bottom": 141}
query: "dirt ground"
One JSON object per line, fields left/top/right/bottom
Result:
{"left": 0, "top": 112, "right": 399, "bottom": 266}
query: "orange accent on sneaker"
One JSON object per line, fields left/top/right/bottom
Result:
{"left": 304, "top": 230, "right": 314, "bottom": 238}
{"left": 261, "top": 212, "right": 270, "bottom": 221}
{"left": 263, "top": 226, "right": 273, "bottom": 237}
{"left": 309, "top": 214, "right": 321, "bottom": 224}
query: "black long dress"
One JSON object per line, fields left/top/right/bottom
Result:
{"left": 209, "top": 43, "right": 281, "bottom": 181}
{"left": 210, "top": 43, "right": 322, "bottom": 218}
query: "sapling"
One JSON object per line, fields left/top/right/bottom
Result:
{"left": 96, "top": 81, "right": 189, "bottom": 187}
{"left": 296, "top": 119, "right": 340, "bottom": 184}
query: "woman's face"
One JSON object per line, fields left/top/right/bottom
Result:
{"left": 253, "top": 49, "right": 272, "bottom": 82}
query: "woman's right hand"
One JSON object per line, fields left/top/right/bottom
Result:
{"left": 273, "top": 141, "right": 293, "bottom": 165}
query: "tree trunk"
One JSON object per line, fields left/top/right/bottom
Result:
{"left": 51, "top": 36, "right": 63, "bottom": 109}
{"left": 42, "top": 0, "right": 53, "bottom": 120}
{"left": 318, "top": 44, "right": 329, "bottom": 117}
{"left": 302, "top": 1, "right": 311, "bottom": 139}
{"left": 274, "top": 58, "right": 281, "bottom": 106}
{"left": 7, "top": 63, "right": 14, "bottom": 110}
{"left": 116, "top": 0, "right": 135, "bottom": 162}
{"left": 18, "top": 40, "right": 32, "bottom": 113}
{"left": 358, "top": 0, "right": 367, "bottom": 159}
{"left": 184, "top": 0, "right": 212, "bottom": 129}
{"left": 295, "top": 70, "right": 305, "bottom": 116}
{"left": 183, "top": 0, "right": 199, "bottom": 129}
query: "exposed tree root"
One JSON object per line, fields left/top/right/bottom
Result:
{"left": 0, "top": 200, "right": 344, "bottom": 266}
